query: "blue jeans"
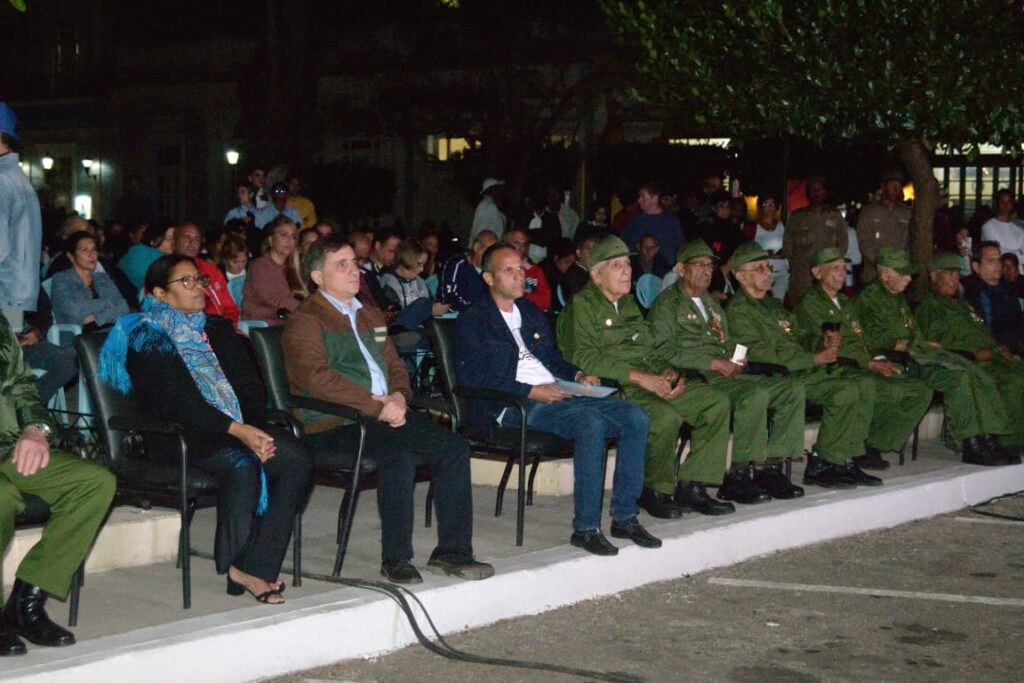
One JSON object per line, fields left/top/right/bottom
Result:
{"left": 501, "top": 396, "right": 650, "bottom": 531}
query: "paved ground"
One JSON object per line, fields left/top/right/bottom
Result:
{"left": 273, "top": 494, "right": 1024, "bottom": 683}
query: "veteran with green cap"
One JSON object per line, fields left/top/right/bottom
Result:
{"left": 557, "top": 236, "right": 734, "bottom": 518}
{"left": 793, "top": 246, "right": 933, "bottom": 471}
{"left": 648, "top": 239, "right": 806, "bottom": 503}
{"left": 913, "top": 252, "right": 1024, "bottom": 459}
{"left": 725, "top": 241, "right": 880, "bottom": 489}
{"left": 854, "top": 246, "right": 1017, "bottom": 466}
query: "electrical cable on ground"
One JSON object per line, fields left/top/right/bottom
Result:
{"left": 969, "top": 489, "right": 1024, "bottom": 522}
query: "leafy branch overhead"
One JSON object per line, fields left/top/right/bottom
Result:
{"left": 600, "top": 0, "right": 1024, "bottom": 151}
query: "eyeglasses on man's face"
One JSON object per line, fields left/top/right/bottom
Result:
{"left": 739, "top": 264, "right": 774, "bottom": 274}
{"left": 167, "top": 274, "right": 210, "bottom": 290}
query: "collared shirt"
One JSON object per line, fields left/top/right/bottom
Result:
{"left": 319, "top": 290, "right": 389, "bottom": 395}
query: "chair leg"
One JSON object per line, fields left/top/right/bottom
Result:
{"left": 333, "top": 488, "right": 362, "bottom": 577}
{"left": 68, "top": 563, "right": 84, "bottom": 627}
{"left": 495, "top": 458, "right": 514, "bottom": 517}
{"left": 516, "top": 453, "right": 526, "bottom": 547}
{"left": 784, "top": 456, "right": 792, "bottom": 480}
{"left": 292, "top": 513, "right": 302, "bottom": 588}
{"left": 526, "top": 455, "right": 542, "bottom": 506}
{"left": 424, "top": 480, "right": 434, "bottom": 528}
{"left": 337, "top": 487, "right": 353, "bottom": 544}
{"left": 911, "top": 424, "right": 919, "bottom": 461}
{"left": 181, "top": 503, "right": 193, "bottom": 609}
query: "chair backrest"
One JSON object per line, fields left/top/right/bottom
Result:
{"left": 227, "top": 274, "right": 246, "bottom": 310}
{"left": 427, "top": 318, "right": 466, "bottom": 428}
{"left": 239, "top": 319, "right": 269, "bottom": 337}
{"left": 248, "top": 326, "right": 290, "bottom": 412}
{"left": 635, "top": 273, "right": 663, "bottom": 309}
{"left": 76, "top": 329, "right": 142, "bottom": 469}
{"left": 41, "top": 277, "right": 53, "bottom": 299}
{"left": 424, "top": 273, "right": 438, "bottom": 299}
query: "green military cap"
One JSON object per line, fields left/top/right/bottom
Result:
{"left": 731, "top": 241, "right": 770, "bottom": 268}
{"left": 586, "top": 235, "right": 634, "bottom": 268}
{"left": 811, "top": 246, "right": 845, "bottom": 267}
{"left": 675, "top": 239, "right": 719, "bottom": 264}
{"left": 930, "top": 252, "right": 961, "bottom": 271}
{"left": 876, "top": 245, "right": 919, "bottom": 275}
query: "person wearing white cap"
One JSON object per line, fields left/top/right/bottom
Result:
{"left": 0, "top": 102, "right": 43, "bottom": 330}
{"left": 470, "top": 177, "right": 507, "bottom": 241}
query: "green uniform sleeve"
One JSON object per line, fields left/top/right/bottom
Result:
{"left": 556, "top": 294, "right": 634, "bottom": 384}
{"left": 0, "top": 317, "right": 56, "bottom": 459}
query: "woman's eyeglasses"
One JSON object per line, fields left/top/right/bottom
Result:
{"left": 167, "top": 274, "right": 210, "bottom": 290}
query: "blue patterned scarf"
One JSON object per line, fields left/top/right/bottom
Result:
{"left": 100, "top": 296, "right": 267, "bottom": 514}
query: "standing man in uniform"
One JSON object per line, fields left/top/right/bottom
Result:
{"left": 794, "top": 247, "right": 932, "bottom": 471}
{"left": 857, "top": 171, "right": 912, "bottom": 284}
{"left": 783, "top": 178, "right": 848, "bottom": 306}
{"left": 649, "top": 240, "right": 806, "bottom": 501}
{"left": 915, "top": 252, "right": 1024, "bottom": 459}
{"left": 726, "top": 242, "right": 880, "bottom": 488}
{"left": 558, "top": 236, "right": 734, "bottom": 518}
{"left": 855, "top": 246, "right": 1017, "bottom": 466}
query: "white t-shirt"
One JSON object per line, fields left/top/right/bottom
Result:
{"left": 691, "top": 297, "right": 709, "bottom": 322}
{"left": 981, "top": 218, "right": 1024, "bottom": 273}
{"left": 500, "top": 304, "right": 555, "bottom": 386}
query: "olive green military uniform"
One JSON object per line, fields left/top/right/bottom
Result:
{"left": 793, "top": 285, "right": 932, "bottom": 452}
{"left": 854, "top": 280, "right": 1010, "bottom": 449}
{"left": 557, "top": 282, "right": 731, "bottom": 493}
{"left": 726, "top": 288, "right": 872, "bottom": 465}
{"left": 915, "top": 290, "right": 1024, "bottom": 446}
{"left": 856, "top": 201, "right": 911, "bottom": 284}
{"left": 782, "top": 206, "right": 848, "bottom": 305}
{"left": 0, "top": 317, "right": 116, "bottom": 606}
{"left": 649, "top": 281, "right": 806, "bottom": 465}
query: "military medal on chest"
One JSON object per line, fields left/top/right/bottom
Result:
{"left": 851, "top": 319, "right": 863, "bottom": 337}
{"left": 709, "top": 312, "right": 725, "bottom": 341}
{"left": 900, "top": 307, "right": 914, "bottom": 330}
{"left": 778, "top": 317, "right": 792, "bottom": 334}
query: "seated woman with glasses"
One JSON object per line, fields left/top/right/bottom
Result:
{"left": 242, "top": 216, "right": 309, "bottom": 325}
{"left": 99, "top": 254, "right": 313, "bottom": 604}
{"left": 52, "top": 231, "right": 131, "bottom": 332}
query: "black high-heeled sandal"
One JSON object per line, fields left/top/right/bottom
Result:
{"left": 227, "top": 578, "right": 284, "bottom": 603}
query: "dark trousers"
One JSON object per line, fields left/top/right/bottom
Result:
{"left": 303, "top": 410, "right": 473, "bottom": 563}
{"left": 23, "top": 340, "right": 78, "bottom": 404}
{"left": 197, "top": 428, "right": 313, "bottom": 581}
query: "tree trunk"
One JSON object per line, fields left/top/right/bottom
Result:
{"left": 897, "top": 135, "right": 939, "bottom": 303}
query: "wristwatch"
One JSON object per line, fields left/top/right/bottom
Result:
{"left": 27, "top": 422, "right": 52, "bottom": 443}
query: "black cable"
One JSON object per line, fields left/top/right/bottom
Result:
{"left": 969, "top": 490, "right": 1024, "bottom": 522}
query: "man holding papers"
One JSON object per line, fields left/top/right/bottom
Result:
{"left": 557, "top": 236, "right": 734, "bottom": 520}
{"left": 455, "top": 242, "right": 659, "bottom": 556}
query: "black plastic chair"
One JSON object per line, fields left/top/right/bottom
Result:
{"left": 428, "top": 318, "right": 574, "bottom": 546}
{"left": 14, "top": 495, "right": 83, "bottom": 626}
{"left": 76, "top": 330, "right": 302, "bottom": 607}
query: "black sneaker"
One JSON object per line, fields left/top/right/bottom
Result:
{"left": 637, "top": 487, "right": 683, "bottom": 519}
{"left": 570, "top": 529, "right": 619, "bottom": 556}
{"left": 842, "top": 461, "right": 883, "bottom": 486}
{"left": 753, "top": 464, "right": 804, "bottom": 499}
{"left": 802, "top": 453, "right": 856, "bottom": 489}
{"left": 380, "top": 560, "right": 423, "bottom": 584}
{"left": 610, "top": 518, "right": 662, "bottom": 549}
{"left": 674, "top": 480, "right": 735, "bottom": 515}
{"left": 716, "top": 465, "right": 771, "bottom": 504}
{"left": 426, "top": 554, "right": 495, "bottom": 580}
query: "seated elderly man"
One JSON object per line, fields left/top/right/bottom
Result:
{"left": 726, "top": 242, "right": 879, "bottom": 489}
{"left": 283, "top": 236, "right": 493, "bottom": 584}
{"left": 855, "top": 246, "right": 1016, "bottom": 466}
{"left": 558, "top": 237, "right": 733, "bottom": 518}
{"left": 0, "top": 316, "right": 115, "bottom": 656}
{"left": 915, "top": 252, "right": 1024, "bottom": 460}
{"left": 456, "top": 242, "right": 656, "bottom": 556}
{"left": 794, "top": 247, "right": 933, "bottom": 471}
{"left": 648, "top": 240, "right": 807, "bottom": 502}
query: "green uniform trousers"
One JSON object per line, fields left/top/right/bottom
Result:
{"left": 0, "top": 450, "right": 115, "bottom": 604}
{"left": 706, "top": 374, "right": 806, "bottom": 464}
{"left": 624, "top": 382, "right": 730, "bottom": 492}
{"left": 976, "top": 356, "right": 1024, "bottom": 445}
{"left": 831, "top": 367, "right": 933, "bottom": 452}
{"left": 914, "top": 359, "right": 1009, "bottom": 446}
{"left": 796, "top": 368, "right": 872, "bottom": 464}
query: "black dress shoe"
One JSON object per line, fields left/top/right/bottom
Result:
{"left": 380, "top": 560, "right": 424, "bottom": 584}
{"left": 675, "top": 480, "right": 735, "bottom": 515}
{"left": 610, "top": 518, "right": 662, "bottom": 548}
{"left": 570, "top": 529, "right": 619, "bottom": 556}
{"left": 1, "top": 580, "right": 74, "bottom": 647}
{"left": 853, "top": 447, "right": 890, "bottom": 471}
{"left": 842, "top": 461, "right": 883, "bottom": 486}
{"left": 0, "top": 631, "right": 26, "bottom": 657}
{"left": 426, "top": 554, "right": 495, "bottom": 580}
{"left": 716, "top": 465, "right": 771, "bottom": 504}
{"left": 962, "top": 437, "right": 1015, "bottom": 467}
{"left": 637, "top": 487, "right": 684, "bottom": 519}
{"left": 997, "top": 443, "right": 1023, "bottom": 465}
{"left": 802, "top": 454, "right": 856, "bottom": 489}
{"left": 753, "top": 464, "right": 804, "bottom": 499}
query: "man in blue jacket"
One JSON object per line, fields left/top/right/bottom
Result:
{"left": 438, "top": 230, "right": 498, "bottom": 311}
{"left": 455, "top": 243, "right": 657, "bottom": 556}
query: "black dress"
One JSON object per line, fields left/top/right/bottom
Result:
{"left": 126, "top": 316, "right": 313, "bottom": 580}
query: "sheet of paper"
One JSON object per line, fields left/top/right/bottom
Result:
{"left": 553, "top": 379, "right": 617, "bottom": 399}
{"left": 731, "top": 343, "right": 747, "bottom": 364}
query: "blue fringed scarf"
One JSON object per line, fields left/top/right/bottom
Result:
{"left": 100, "top": 296, "right": 268, "bottom": 514}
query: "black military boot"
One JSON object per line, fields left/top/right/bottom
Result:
{"left": 0, "top": 629, "right": 26, "bottom": 656}
{"left": 853, "top": 446, "right": 890, "bottom": 471}
{"left": 802, "top": 452, "right": 856, "bottom": 489}
{"left": 840, "top": 460, "right": 883, "bottom": 486}
{"left": 2, "top": 580, "right": 75, "bottom": 647}
{"left": 962, "top": 436, "right": 1008, "bottom": 467}
{"left": 637, "top": 487, "right": 684, "bottom": 519}
{"left": 674, "top": 480, "right": 735, "bottom": 515}
{"left": 753, "top": 463, "right": 805, "bottom": 499}
{"left": 716, "top": 464, "right": 771, "bottom": 504}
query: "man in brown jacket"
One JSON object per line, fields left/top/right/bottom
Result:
{"left": 282, "top": 236, "right": 493, "bottom": 585}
